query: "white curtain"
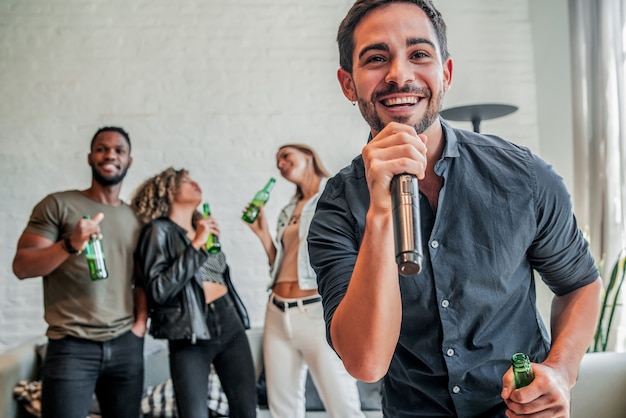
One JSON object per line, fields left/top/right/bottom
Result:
{"left": 570, "top": 0, "right": 626, "bottom": 350}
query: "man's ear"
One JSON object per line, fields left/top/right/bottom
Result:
{"left": 87, "top": 153, "right": 93, "bottom": 167}
{"left": 337, "top": 68, "right": 357, "bottom": 102}
{"left": 442, "top": 57, "right": 453, "bottom": 93}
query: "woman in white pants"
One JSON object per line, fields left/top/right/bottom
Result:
{"left": 245, "top": 144, "right": 364, "bottom": 418}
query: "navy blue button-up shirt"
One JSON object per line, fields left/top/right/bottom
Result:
{"left": 308, "top": 119, "right": 598, "bottom": 418}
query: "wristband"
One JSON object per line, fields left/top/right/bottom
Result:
{"left": 62, "top": 236, "right": 82, "bottom": 255}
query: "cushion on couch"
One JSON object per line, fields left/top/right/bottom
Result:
{"left": 142, "top": 379, "right": 177, "bottom": 418}
{"left": 304, "top": 372, "right": 382, "bottom": 411}
{"left": 12, "top": 380, "right": 41, "bottom": 418}
{"left": 141, "top": 364, "right": 228, "bottom": 418}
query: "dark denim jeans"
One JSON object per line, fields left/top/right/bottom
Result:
{"left": 41, "top": 330, "right": 144, "bottom": 418}
{"left": 169, "top": 295, "right": 257, "bottom": 418}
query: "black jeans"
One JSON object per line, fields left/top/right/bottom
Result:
{"left": 169, "top": 295, "right": 257, "bottom": 418}
{"left": 41, "top": 330, "right": 144, "bottom": 418}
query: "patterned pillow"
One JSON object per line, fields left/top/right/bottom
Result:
{"left": 13, "top": 380, "right": 42, "bottom": 417}
{"left": 141, "top": 379, "right": 177, "bottom": 418}
{"left": 141, "top": 365, "right": 229, "bottom": 418}
{"left": 207, "top": 367, "right": 229, "bottom": 416}
{"left": 13, "top": 381, "right": 102, "bottom": 418}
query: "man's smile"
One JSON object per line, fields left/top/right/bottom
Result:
{"left": 381, "top": 95, "right": 422, "bottom": 107}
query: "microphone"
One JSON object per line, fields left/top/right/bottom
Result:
{"left": 391, "top": 174, "right": 423, "bottom": 276}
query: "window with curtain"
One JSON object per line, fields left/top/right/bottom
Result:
{"left": 569, "top": 0, "right": 626, "bottom": 351}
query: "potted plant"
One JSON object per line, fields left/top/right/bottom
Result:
{"left": 589, "top": 249, "right": 626, "bottom": 352}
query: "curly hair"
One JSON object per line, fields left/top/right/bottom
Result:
{"left": 131, "top": 167, "right": 201, "bottom": 225}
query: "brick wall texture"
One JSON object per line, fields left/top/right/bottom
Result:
{"left": 0, "top": 0, "right": 544, "bottom": 352}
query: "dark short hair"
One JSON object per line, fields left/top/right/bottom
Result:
{"left": 337, "top": 0, "right": 449, "bottom": 73}
{"left": 90, "top": 126, "right": 131, "bottom": 151}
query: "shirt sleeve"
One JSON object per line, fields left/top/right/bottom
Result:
{"left": 24, "top": 194, "right": 62, "bottom": 242}
{"left": 528, "top": 154, "right": 599, "bottom": 295}
{"left": 307, "top": 176, "right": 362, "bottom": 349}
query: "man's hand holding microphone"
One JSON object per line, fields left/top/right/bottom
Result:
{"left": 362, "top": 122, "right": 427, "bottom": 276}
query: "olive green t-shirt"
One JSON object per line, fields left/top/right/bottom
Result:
{"left": 24, "top": 190, "right": 141, "bottom": 341}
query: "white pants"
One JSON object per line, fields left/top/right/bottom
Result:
{"left": 263, "top": 293, "right": 365, "bottom": 418}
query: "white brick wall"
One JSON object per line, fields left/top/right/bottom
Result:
{"left": 0, "top": 0, "right": 567, "bottom": 352}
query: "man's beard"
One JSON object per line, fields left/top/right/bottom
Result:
{"left": 91, "top": 165, "right": 129, "bottom": 186}
{"left": 357, "top": 86, "right": 443, "bottom": 134}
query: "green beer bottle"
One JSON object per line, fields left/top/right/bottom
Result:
{"left": 242, "top": 177, "right": 276, "bottom": 223}
{"left": 83, "top": 215, "right": 108, "bottom": 281}
{"left": 511, "top": 352, "right": 534, "bottom": 388}
{"left": 203, "top": 202, "right": 221, "bottom": 254}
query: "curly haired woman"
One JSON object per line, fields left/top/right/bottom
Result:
{"left": 132, "top": 167, "right": 256, "bottom": 418}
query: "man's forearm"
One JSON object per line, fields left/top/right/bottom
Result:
{"left": 133, "top": 286, "right": 148, "bottom": 335}
{"left": 545, "top": 278, "right": 602, "bottom": 386}
{"left": 13, "top": 241, "right": 69, "bottom": 279}
{"left": 331, "top": 209, "right": 402, "bottom": 382}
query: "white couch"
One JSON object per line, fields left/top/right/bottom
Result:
{"left": 570, "top": 351, "right": 626, "bottom": 418}
{"left": 0, "top": 335, "right": 170, "bottom": 418}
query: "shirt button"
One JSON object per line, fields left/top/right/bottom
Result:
{"left": 452, "top": 385, "right": 461, "bottom": 394}
{"left": 431, "top": 240, "right": 439, "bottom": 249}
{"left": 446, "top": 348, "right": 455, "bottom": 357}
{"left": 441, "top": 299, "right": 449, "bottom": 308}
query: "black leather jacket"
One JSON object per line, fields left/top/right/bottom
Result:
{"left": 135, "top": 217, "right": 249, "bottom": 341}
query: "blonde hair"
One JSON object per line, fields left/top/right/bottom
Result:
{"left": 131, "top": 167, "right": 201, "bottom": 225}
{"left": 277, "top": 144, "right": 331, "bottom": 199}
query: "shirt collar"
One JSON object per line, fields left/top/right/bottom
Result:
{"left": 440, "top": 117, "right": 460, "bottom": 159}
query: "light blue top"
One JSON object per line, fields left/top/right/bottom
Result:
{"left": 269, "top": 177, "right": 328, "bottom": 290}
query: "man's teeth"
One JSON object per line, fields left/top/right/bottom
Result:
{"left": 383, "top": 97, "right": 419, "bottom": 106}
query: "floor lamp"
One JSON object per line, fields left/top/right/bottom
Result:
{"left": 439, "top": 103, "right": 518, "bottom": 133}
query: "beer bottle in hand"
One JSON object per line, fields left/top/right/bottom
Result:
{"left": 83, "top": 215, "right": 108, "bottom": 281}
{"left": 242, "top": 177, "right": 276, "bottom": 224}
{"left": 203, "top": 202, "right": 221, "bottom": 254}
{"left": 511, "top": 352, "right": 534, "bottom": 388}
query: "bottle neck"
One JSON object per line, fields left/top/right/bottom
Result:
{"left": 263, "top": 179, "right": 276, "bottom": 193}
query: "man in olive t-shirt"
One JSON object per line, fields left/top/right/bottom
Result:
{"left": 12, "top": 126, "right": 147, "bottom": 418}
